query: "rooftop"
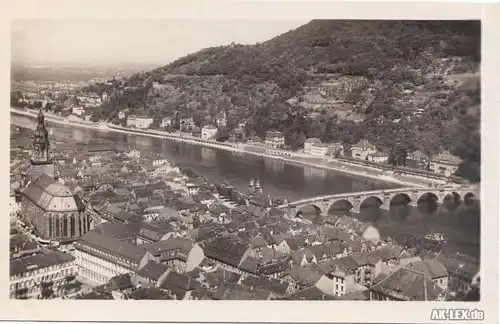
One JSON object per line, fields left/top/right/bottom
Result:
{"left": 78, "top": 231, "right": 149, "bottom": 265}
{"left": 22, "top": 173, "right": 85, "bottom": 212}
{"left": 370, "top": 267, "right": 443, "bottom": 301}
{"left": 10, "top": 250, "right": 74, "bottom": 277}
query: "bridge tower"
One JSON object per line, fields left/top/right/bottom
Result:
{"left": 351, "top": 196, "right": 362, "bottom": 214}
{"left": 408, "top": 191, "right": 420, "bottom": 208}
{"left": 380, "top": 193, "right": 392, "bottom": 211}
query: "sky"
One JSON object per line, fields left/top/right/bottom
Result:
{"left": 11, "top": 19, "right": 308, "bottom": 67}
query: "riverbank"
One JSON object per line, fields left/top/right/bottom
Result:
{"left": 11, "top": 107, "right": 436, "bottom": 188}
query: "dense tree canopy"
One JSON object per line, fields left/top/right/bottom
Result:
{"left": 86, "top": 20, "right": 480, "bottom": 182}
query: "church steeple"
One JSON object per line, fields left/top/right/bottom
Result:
{"left": 32, "top": 108, "right": 51, "bottom": 164}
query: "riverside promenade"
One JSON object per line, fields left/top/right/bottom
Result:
{"left": 11, "top": 107, "right": 451, "bottom": 188}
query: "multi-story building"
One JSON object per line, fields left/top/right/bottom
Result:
{"left": 161, "top": 117, "right": 173, "bottom": 128}
{"left": 323, "top": 256, "right": 359, "bottom": 297}
{"left": 406, "top": 150, "right": 429, "bottom": 169}
{"left": 144, "top": 238, "right": 194, "bottom": 273}
{"left": 201, "top": 125, "right": 218, "bottom": 140}
{"left": 309, "top": 143, "right": 330, "bottom": 157}
{"left": 264, "top": 131, "right": 285, "bottom": 149}
{"left": 10, "top": 250, "right": 76, "bottom": 299}
{"left": 304, "top": 138, "right": 321, "bottom": 155}
{"left": 180, "top": 117, "right": 195, "bottom": 131}
{"left": 328, "top": 143, "right": 345, "bottom": 157}
{"left": 351, "top": 140, "right": 377, "bottom": 160}
{"left": 367, "top": 152, "right": 390, "bottom": 164}
{"left": 127, "top": 115, "right": 153, "bottom": 129}
{"left": 75, "top": 231, "right": 155, "bottom": 286}
{"left": 216, "top": 111, "right": 227, "bottom": 127}
{"left": 370, "top": 267, "right": 444, "bottom": 301}
{"left": 72, "top": 106, "right": 85, "bottom": 116}
{"left": 429, "top": 151, "right": 462, "bottom": 177}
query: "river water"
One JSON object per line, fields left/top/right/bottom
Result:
{"left": 11, "top": 114, "right": 480, "bottom": 259}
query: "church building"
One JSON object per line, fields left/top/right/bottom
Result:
{"left": 18, "top": 109, "right": 90, "bottom": 242}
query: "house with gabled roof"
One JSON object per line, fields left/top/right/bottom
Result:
{"left": 406, "top": 258, "right": 449, "bottom": 291}
{"left": 429, "top": 150, "right": 462, "bottom": 177}
{"left": 351, "top": 139, "right": 377, "bottom": 160}
{"left": 370, "top": 266, "right": 444, "bottom": 301}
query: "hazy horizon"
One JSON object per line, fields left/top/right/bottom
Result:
{"left": 11, "top": 19, "right": 308, "bottom": 67}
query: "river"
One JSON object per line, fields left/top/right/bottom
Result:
{"left": 10, "top": 114, "right": 480, "bottom": 259}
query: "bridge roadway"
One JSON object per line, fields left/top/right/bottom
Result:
{"left": 277, "top": 186, "right": 479, "bottom": 215}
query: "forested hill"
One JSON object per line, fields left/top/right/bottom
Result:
{"left": 92, "top": 20, "right": 481, "bottom": 182}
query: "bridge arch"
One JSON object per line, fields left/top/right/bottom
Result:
{"left": 327, "top": 199, "right": 354, "bottom": 214}
{"left": 389, "top": 193, "right": 412, "bottom": 206}
{"left": 446, "top": 191, "right": 462, "bottom": 201}
{"left": 463, "top": 192, "right": 477, "bottom": 205}
{"left": 295, "top": 204, "right": 322, "bottom": 218}
{"left": 416, "top": 192, "right": 440, "bottom": 204}
{"left": 359, "top": 195, "right": 383, "bottom": 209}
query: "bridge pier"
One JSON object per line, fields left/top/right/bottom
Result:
{"left": 380, "top": 200, "right": 391, "bottom": 211}
{"left": 408, "top": 200, "right": 418, "bottom": 208}
{"left": 351, "top": 204, "right": 361, "bottom": 214}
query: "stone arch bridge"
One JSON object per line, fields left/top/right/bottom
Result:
{"left": 278, "top": 186, "right": 479, "bottom": 216}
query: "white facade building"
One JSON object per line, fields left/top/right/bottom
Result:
{"left": 161, "top": 117, "right": 173, "bottom": 128}
{"left": 351, "top": 140, "right": 377, "bottom": 160}
{"left": 127, "top": 115, "right": 154, "bottom": 129}
{"left": 201, "top": 126, "right": 218, "bottom": 140}
{"left": 304, "top": 138, "right": 322, "bottom": 155}
{"left": 10, "top": 251, "right": 76, "bottom": 299}
{"left": 429, "top": 151, "right": 462, "bottom": 177}
{"left": 265, "top": 131, "right": 285, "bottom": 149}
{"left": 72, "top": 107, "right": 85, "bottom": 116}
{"left": 75, "top": 231, "right": 154, "bottom": 286}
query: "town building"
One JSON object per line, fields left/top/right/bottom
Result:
{"left": 304, "top": 138, "right": 321, "bottom": 155}
{"left": 429, "top": 151, "right": 462, "bottom": 177}
{"left": 367, "top": 152, "right": 389, "bottom": 164}
{"left": 144, "top": 237, "right": 194, "bottom": 273}
{"left": 406, "top": 150, "right": 429, "bottom": 169}
{"left": 328, "top": 143, "right": 345, "bottom": 157}
{"left": 406, "top": 259, "right": 449, "bottom": 291}
{"left": 127, "top": 115, "right": 153, "bottom": 129}
{"left": 370, "top": 266, "right": 444, "bottom": 301}
{"left": 10, "top": 250, "right": 75, "bottom": 299}
{"left": 126, "top": 149, "right": 141, "bottom": 159}
{"left": 180, "top": 117, "right": 195, "bottom": 131}
{"left": 72, "top": 106, "right": 85, "bottom": 116}
{"left": 118, "top": 109, "right": 128, "bottom": 120}
{"left": 265, "top": 131, "right": 285, "bottom": 149}
{"left": 309, "top": 143, "right": 331, "bottom": 157}
{"left": 201, "top": 125, "right": 218, "bottom": 140}
{"left": 75, "top": 230, "right": 155, "bottom": 286}
{"left": 216, "top": 111, "right": 227, "bottom": 127}
{"left": 351, "top": 140, "right": 377, "bottom": 160}
{"left": 161, "top": 117, "right": 173, "bottom": 128}
{"left": 186, "top": 236, "right": 251, "bottom": 273}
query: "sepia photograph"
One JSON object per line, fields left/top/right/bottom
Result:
{"left": 2, "top": 1, "right": 499, "bottom": 323}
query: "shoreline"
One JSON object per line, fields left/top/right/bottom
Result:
{"left": 11, "top": 107, "right": 436, "bottom": 188}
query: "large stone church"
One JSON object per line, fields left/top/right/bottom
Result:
{"left": 19, "top": 109, "right": 91, "bottom": 242}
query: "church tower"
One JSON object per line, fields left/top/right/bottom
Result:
{"left": 27, "top": 108, "right": 55, "bottom": 181}
{"left": 33, "top": 108, "right": 51, "bottom": 163}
